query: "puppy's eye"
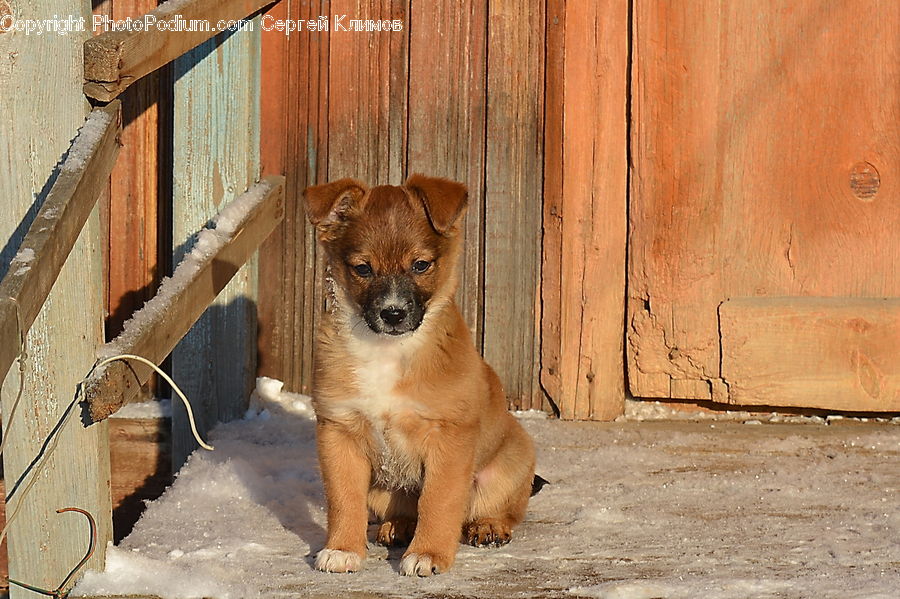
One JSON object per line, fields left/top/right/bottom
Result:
{"left": 353, "top": 263, "right": 373, "bottom": 277}
{"left": 411, "top": 260, "right": 432, "bottom": 274}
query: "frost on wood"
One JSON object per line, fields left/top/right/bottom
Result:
{"left": 61, "top": 109, "right": 113, "bottom": 173}
{"left": 99, "top": 178, "right": 276, "bottom": 362}
{"left": 73, "top": 379, "right": 900, "bottom": 599}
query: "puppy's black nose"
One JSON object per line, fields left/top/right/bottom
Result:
{"left": 380, "top": 306, "right": 407, "bottom": 326}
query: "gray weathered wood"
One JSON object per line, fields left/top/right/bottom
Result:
{"left": 0, "top": 0, "right": 112, "bottom": 592}
{"left": 171, "top": 22, "right": 261, "bottom": 469}
{"left": 84, "top": 0, "right": 272, "bottom": 101}
{"left": 84, "top": 177, "right": 285, "bottom": 421}
{"left": 0, "top": 102, "right": 121, "bottom": 384}
{"left": 483, "top": 0, "right": 544, "bottom": 409}
{"left": 406, "top": 0, "right": 487, "bottom": 350}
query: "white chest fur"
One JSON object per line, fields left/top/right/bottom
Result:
{"left": 339, "top": 324, "right": 428, "bottom": 490}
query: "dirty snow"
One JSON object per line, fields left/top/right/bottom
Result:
{"left": 74, "top": 381, "right": 900, "bottom": 599}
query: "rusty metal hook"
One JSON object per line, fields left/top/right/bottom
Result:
{"left": 8, "top": 507, "right": 97, "bottom": 598}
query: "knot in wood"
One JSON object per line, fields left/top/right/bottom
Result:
{"left": 849, "top": 161, "right": 880, "bottom": 201}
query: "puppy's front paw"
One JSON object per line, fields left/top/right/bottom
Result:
{"left": 399, "top": 552, "right": 450, "bottom": 577}
{"left": 315, "top": 548, "right": 363, "bottom": 573}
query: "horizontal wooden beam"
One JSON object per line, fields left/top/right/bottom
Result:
{"left": 720, "top": 297, "right": 900, "bottom": 411}
{"left": 83, "top": 175, "right": 285, "bottom": 421}
{"left": 84, "top": 0, "right": 271, "bottom": 101}
{"left": 0, "top": 101, "right": 121, "bottom": 382}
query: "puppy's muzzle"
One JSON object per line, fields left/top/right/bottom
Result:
{"left": 363, "top": 276, "right": 425, "bottom": 336}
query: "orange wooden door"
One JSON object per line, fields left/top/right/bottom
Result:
{"left": 628, "top": 1, "right": 900, "bottom": 411}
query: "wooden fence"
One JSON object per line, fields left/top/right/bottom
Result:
{"left": 1, "top": 0, "right": 283, "bottom": 593}
{"left": 255, "top": 0, "right": 628, "bottom": 420}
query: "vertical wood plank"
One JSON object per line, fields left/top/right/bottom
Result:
{"left": 258, "top": 0, "right": 331, "bottom": 395}
{"left": 327, "top": 0, "right": 409, "bottom": 184}
{"left": 542, "top": 0, "right": 629, "bottom": 420}
{"left": 0, "top": 0, "right": 112, "bottom": 591}
{"left": 406, "top": 0, "right": 487, "bottom": 347}
{"left": 171, "top": 21, "right": 261, "bottom": 468}
{"left": 483, "top": 0, "right": 544, "bottom": 409}
{"left": 105, "top": 0, "right": 162, "bottom": 339}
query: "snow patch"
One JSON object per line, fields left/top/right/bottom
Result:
{"left": 111, "top": 398, "right": 172, "bottom": 420}
{"left": 73, "top": 380, "right": 900, "bottom": 599}
{"left": 98, "top": 179, "right": 276, "bottom": 364}
{"left": 61, "top": 109, "right": 112, "bottom": 173}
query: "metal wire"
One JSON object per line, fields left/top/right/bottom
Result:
{"left": 8, "top": 507, "right": 97, "bottom": 598}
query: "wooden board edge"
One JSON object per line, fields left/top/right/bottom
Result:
{"left": 84, "top": 176, "right": 285, "bottom": 420}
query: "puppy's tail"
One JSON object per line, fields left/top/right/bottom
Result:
{"left": 531, "top": 474, "right": 549, "bottom": 496}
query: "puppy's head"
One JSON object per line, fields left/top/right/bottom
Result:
{"left": 303, "top": 174, "right": 467, "bottom": 336}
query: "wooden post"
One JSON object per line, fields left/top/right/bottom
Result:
{"left": 257, "top": 0, "right": 330, "bottom": 395}
{"left": 170, "top": 20, "right": 261, "bottom": 469}
{"left": 483, "top": 0, "right": 545, "bottom": 410}
{"left": 541, "top": 0, "right": 629, "bottom": 420}
{"left": 0, "top": 0, "right": 112, "bottom": 592}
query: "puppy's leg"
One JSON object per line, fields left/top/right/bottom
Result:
{"left": 368, "top": 486, "right": 418, "bottom": 547}
{"left": 400, "top": 431, "right": 475, "bottom": 576}
{"left": 315, "top": 420, "right": 371, "bottom": 573}
{"left": 465, "top": 415, "right": 535, "bottom": 547}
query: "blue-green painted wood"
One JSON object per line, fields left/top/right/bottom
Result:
{"left": 171, "top": 19, "right": 261, "bottom": 469}
{"left": 0, "top": 1, "right": 112, "bottom": 593}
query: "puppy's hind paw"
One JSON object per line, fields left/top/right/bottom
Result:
{"left": 399, "top": 552, "right": 446, "bottom": 577}
{"left": 315, "top": 548, "right": 363, "bottom": 573}
{"left": 464, "top": 518, "right": 512, "bottom": 547}
{"left": 376, "top": 519, "right": 416, "bottom": 547}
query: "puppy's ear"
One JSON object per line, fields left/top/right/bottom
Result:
{"left": 405, "top": 174, "right": 468, "bottom": 235}
{"left": 302, "top": 179, "right": 368, "bottom": 227}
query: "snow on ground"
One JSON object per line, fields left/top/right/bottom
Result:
{"left": 75, "top": 380, "right": 900, "bottom": 599}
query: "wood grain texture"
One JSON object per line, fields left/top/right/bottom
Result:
{"left": 327, "top": 0, "right": 408, "bottom": 184}
{"left": 171, "top": 21, "right": 261, "bottom": 468}
{"left": 84, "top": 0, "right": 272, "bottom": 101}
{"left": 483, "top": 0, "right": 544, "bottom": 409}
{"left": 108, "top": 417, "right": 172, "bottom": 542}
{"left": 406, "top": 0, "right": 487, "bottom": 348}
{"left": 85, "top": 178, "right": 284, "bottom": 421}
{"left": 720, "top": 298, "right": 900, "bottom": 411}
{"left": 0, "top": 0, "right": 112, "bottom": 589}
{"left": 541, "top": 0, "right": 628, "bottom": 420}
{"left": 257, "top": 0, "right": 330, "bottom": 395}
{"left": 104, "top": 0, "right": 163, "bottom": 340}
{"left": 629, "top": 2, "right": 900, "bottom": 409}
{"left": 0, "top": 102, "right": 121, "bottom": 383}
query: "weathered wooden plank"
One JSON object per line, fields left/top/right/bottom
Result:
{"left": 0, "top": 0, "right": 112, "bottom": 590}
{"left": 104, "top": 0, "right": 163, "bottom": 339}
{"left": 108, "top": 416, "right": 172, "bottom": 541}
{"left": 628, "top": 2, "right": 900, "bottom": 406}
{"left": 84, "top": 0, "right": 272, "bottom": 101}
{"left": 84, "top": 177, "right": 284, "bottom": 421}
{"left": 0, "top": 416, "right": 172, "bottom": 573}
{"left": 541, "top": 0, "right": 628, "bottom": 420}
{"left": 257, "top": 0, "right": 330, "bottom": 395}
{"left": 171, "top": 22, "right": 261, "bottom": 468}
{"left": 483, "top": 0, "right": 544, "bottom": 409}
{"left": 406, "top": 0, "right": 487, "bottom": 349}
{"left": 720, "top": 297, "right": 900, "bottom": 411}
{"left": 327, "top": 0, "right": 408, "bottom": 184}
{"left": 0, "top": 103, "right": 121, "bottom": 383}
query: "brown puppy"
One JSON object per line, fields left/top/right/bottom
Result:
{"left": 303, "top": 175, "right": 536, "bottom": 577}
